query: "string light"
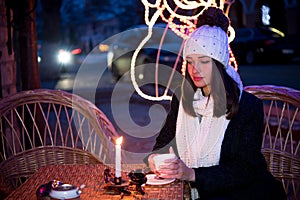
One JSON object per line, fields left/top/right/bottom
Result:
{"left": 132, "top": 0, "right": 238, "bottom": 101}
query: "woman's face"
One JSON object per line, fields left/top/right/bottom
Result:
{"left": 186, "top": 54, "right": 213, "bottom": 95}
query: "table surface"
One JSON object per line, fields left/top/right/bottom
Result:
{"left": 5, "top": 163, "right": 187, "bottom": 200}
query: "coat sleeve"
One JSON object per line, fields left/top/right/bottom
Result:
{"left": 192, "top": 93, "right": 269, "bottom": 195}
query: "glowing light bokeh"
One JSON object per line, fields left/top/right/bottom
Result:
{"left": 261, "top": 5, "right": 271, "bottom": 25}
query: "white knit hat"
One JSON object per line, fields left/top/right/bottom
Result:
{"left": 183, "top": 25, "right": 243, "bottom": 93}
{"left": 183, "top": 25, "right": 229, "bottom": 67}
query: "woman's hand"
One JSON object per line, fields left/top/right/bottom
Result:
{"left": 151, "top": 147, "right": 195, "bottom": 182}
{"left": 148, "top": 153, "right": 160, "bottom": 173}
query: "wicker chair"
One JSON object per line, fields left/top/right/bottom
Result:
{"left": 244, "top": 85, "right": 300, "bottom": 200}
{"left": 0, "top": 89, "right": 119, "bottom": 191}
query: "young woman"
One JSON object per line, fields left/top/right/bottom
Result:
{"left": 145, "top": 7, "right": 286, "bottom": 200}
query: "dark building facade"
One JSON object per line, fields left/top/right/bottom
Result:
{"left": 229, "top": 0, "right": 299, "bottom": 36}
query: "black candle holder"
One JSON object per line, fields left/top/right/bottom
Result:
{"left": 127, "top": 169, "right": 147, "bottom": 195}
{"left": 114, "top": 177, "right": 122, "bottom": 185}
{"left": 103, "top": 168, "right": 131, "bottom": 196}
{"left": 103, "top": 168, "right": 148, "bottom": 196}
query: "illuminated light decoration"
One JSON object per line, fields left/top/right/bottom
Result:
{"left": 130, "top": 24, "right": 173, "bottom": 101}
{"left": 227, "top": 24, "right": 235, "bottom": 43}
{"left": 181, "top": 60, "right": 187, "bottom": 76}
{"left": 132, "top": 0, "right": 238, "bottom": 101}
{"left": 228, "top": 25, "right": 238, "bottom": 70}
{"left": 160, "top": 41, "right": 185, "bottom": 98}
{"left": 229, "top": 45, "right": 238, "bottom": 70}
{"left": 163, "top": 0, "right": 206, "bottom": 20}
{"left": 154, "top": 24, "right": 168, "bottom": 97}
{"left": 160, "top": 11, "right": 197, "bottom": 39}
{"left": 261, "top": 5, "right": 270, "bottom": 25}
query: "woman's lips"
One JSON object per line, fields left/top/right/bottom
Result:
{"left": 193, "top": 76, "right": 204, "bottom": 81}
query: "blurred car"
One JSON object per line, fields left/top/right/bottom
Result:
{"left": 230, "top": 26, "right": 298, "bottom": 64}
{"left": 107, "top": 23, "right": 184, "bottom": 84}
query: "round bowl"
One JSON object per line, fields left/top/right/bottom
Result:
{"left": 49, "top": 184, "right": 79, "bottom": 199}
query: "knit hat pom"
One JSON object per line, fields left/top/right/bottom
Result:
{"left": 197, "top": 7, "right": 230, "bottom": 33}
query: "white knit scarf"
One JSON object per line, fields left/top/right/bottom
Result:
{"left": 176, "top": 89, "right": 230, "bottom": 199}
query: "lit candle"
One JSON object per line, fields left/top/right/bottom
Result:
{"left": 115, "top": 136, "right": 123, "bottom": 178}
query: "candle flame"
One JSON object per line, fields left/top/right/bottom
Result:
{"left": 116, "top": 136, "right": 123, "bottom": 145}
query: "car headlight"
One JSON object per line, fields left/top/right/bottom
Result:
{"left": 57, "top": 49, "right": 72, "bottom": 64}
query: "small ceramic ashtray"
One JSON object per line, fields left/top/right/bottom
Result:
{"left": 49, "top": 183, "right": 80, "bottom": 199}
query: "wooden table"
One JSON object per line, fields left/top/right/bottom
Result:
{"left": 5, "top": 163, "right": 187, "bottom": 200}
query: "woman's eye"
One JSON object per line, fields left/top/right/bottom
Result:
{"left": 187, "top": 61, "right": 193, "bottom": 65}
{"left": 200, "top": 60, "right": 210, "bottom": 64}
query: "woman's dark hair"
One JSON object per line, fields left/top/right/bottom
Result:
{"left": 181, "top": 60, "right": 240, "bottom": 119}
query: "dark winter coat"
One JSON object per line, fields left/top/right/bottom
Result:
{"left": 149, "top": 90, "right": 286, "bottom": 200}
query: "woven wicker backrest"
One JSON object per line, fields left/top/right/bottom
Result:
{"left": 0, "top": 89, "right": 118, "bottom": 190}
{"left": 244, "top": 85, "right": 300, "bottom": 199}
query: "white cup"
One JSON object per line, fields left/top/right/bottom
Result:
{"left": 153, "top": 153, "right": 176, "bottom": 171}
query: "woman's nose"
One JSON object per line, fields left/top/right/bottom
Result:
{"left": 192, "top": 63, "right": 201, "bottom": 73}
